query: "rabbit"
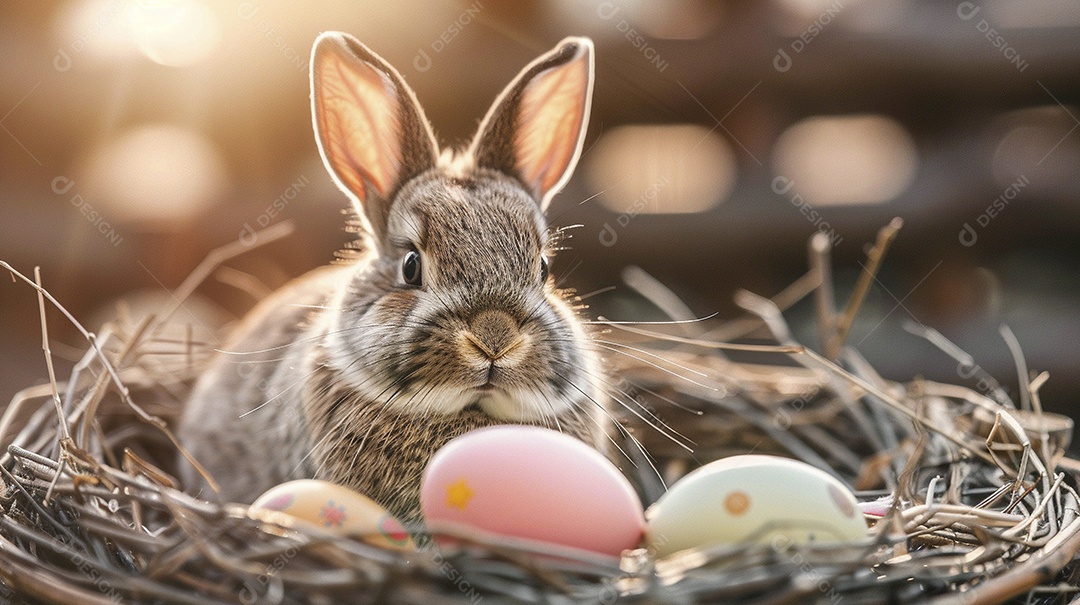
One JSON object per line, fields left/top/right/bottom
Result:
{"left": 178, "top": 32, "right": 609, "bottom": 524}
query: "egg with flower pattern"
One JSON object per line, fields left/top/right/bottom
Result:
{"left": 250, "top": 479, "right": 412, "bottom": 550}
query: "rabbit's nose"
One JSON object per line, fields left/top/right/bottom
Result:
{"left": 465, "top": 309, "right": 524, "bottom": 361}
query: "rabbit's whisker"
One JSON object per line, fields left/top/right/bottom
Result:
{"left": 574, "top": 286, "right": 617, "bottom": 301}
{"left": 216, "top": 318, "right": 435, "bottom": 356}
{"left": 624, "top": 378, "right": 705, "bottom": 415}
{"left": 582, "top": 314, "right": 720, "bottom": 326}
{"left": 591, "top": 339, "right": 709, "bottom": 379}
{"left": 553, "top": 368, "right": 664, "bottom": 487}
{"left": 586, "top": 370, "right": 695, "bottom": 451}
{"left": 238, "top": 364, "right": 324, "bottom": 418}
{"left": 594, "top": 322, "right": 806, "bottom": 355}
{"left": 566, "top": 360, "right": 694, "bottom": 453}
{"left": 554, "top": 259, "right": 584, "bottom": 287}
{"left": 550, "top": 338, "right": 715, "bottom": 391}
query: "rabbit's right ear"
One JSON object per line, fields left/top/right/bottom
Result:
{"left": 311, "top": 32, "right": 438, "bottom": 242}
{"left": 470, "top": 37, "right": 594, "bottom": 211}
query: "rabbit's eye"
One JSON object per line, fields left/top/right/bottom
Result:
{"left": 540, "top": 257, "right": 550, "bottom": 283}
{"left": 402, "top": 250, "right": 422, "bottom": 286}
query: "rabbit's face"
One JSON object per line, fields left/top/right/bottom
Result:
{"left": 310, "top": 33, "right": 599, "bottom": 424}
{"left": 323, "top": 170, "right": 598, "bottom": 422}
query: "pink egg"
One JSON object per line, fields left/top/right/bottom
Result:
{"left": 421, "top": 426, "right": 645, "bottom": 558}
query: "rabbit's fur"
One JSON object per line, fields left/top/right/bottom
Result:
{"left": 179, "top": 33, "right": 606, "bottom": 523}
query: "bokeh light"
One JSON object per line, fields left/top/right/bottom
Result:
{"left": 772, "top": 0, "right": 864, "bottom": 35}
{"left": 52, "top": 0, "right": 220, "bottom": 68}
{"left": 79, "top": 124, "right": 229, "bottom": 225}
{"left": 623, "top": 0, "right": 723, "bottom": 40}
{"left": 991, "top": 105, "right": 1080, "bottom": 190}
{"left": 127, "top": 0, "right": 220, "bottom": 67}
{"left": 552, "top": 0, "right": 721, "bottom": 40}
{"left": 985, "top": 0, "right": 1080, "bottom": 28}
{"left": 53, "top": 0, "right": 137, "bottom": 64}
{"left": 771, "top": 114, "right": 917, "bottom": 206}
{"left": 585, "top": 124, "right": 738, "bottom": 215}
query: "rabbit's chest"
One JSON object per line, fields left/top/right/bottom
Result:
{"left": 303, "top": 362, "right": 502, "bottom": 520}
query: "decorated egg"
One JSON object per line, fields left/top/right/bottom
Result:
{"left": 646, "top": 455, "right": 867, "bottom": 557}
{"left": 250, "top": 479, "right": 412, "bottom": 550}
{"left": 421, "top": 426, "right": 645, "bottom": 558}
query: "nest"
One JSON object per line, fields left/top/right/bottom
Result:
{"left": 1, "top": 221, "right": 1078, "bottom": 605}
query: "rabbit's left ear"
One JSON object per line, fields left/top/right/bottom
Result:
{"left": 470, "top": 37, "right": 594, "bottom": 210}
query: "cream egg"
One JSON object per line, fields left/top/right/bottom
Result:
{"left": 646, "top": 455, "right": 867, "bottom": 557}
{"left": 420, "top": 426, "right": 645, "bottom": 559}
{"left": 250, "top": 479, "right": 412, "bottom": 550}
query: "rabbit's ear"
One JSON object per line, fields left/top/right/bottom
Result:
{"left": 471, "top": 37, "right": 594, "bottom": 210}
{"left": 311, "top": 32, "right": 438, "bottom": 240}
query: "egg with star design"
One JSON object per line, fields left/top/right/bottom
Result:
{"left": 420, "top": 426, "right": 645, "bottom": 559}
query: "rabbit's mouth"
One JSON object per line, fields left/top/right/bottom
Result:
{"left": 471, "top": 383, "right": 506, "bottom": 403}
{"left": 464, "top": 386, "right": 539, "bottom": 421}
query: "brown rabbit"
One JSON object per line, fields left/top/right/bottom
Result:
{"left": 179, "top": 32, "right": 608, "bottom": 523}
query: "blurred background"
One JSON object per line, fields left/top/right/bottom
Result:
{"left": 1, "top": 0, "right": 1077, "bottom": 428}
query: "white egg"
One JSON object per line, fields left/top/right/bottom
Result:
{"left": 646, "top": 455, "right": 867, "bottom": 557}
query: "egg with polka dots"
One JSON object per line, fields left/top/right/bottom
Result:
{"left": 645, "top": 455, "right": 867, "bottom": 557}
{"left": 420, "top": 426, "right": 645, "bottom": 559}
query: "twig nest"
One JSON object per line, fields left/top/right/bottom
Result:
{"left": 645, "top": 455, "right": 868, "bottom": 557}
{"left": 972, "top": 407, "right": 1073, "bottom": 455}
